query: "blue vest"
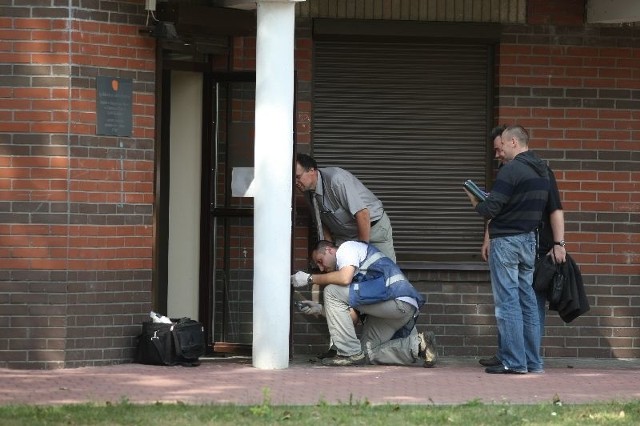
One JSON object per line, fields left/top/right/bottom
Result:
{"left": 348, "top": 245, "right": 425, "bottom": 309}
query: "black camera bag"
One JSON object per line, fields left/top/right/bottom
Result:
{"left": 136, "top": 318, "right": 205, "bottom": 367}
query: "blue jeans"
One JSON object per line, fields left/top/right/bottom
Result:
{"left": 489, "top": 232, "right": 542, "bottom": 372}
{"left": 536, "top": 289, "right": 546, "bottom": 338}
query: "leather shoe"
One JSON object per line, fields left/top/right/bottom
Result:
{"left": 485, "top": 364, "right": 526, "bottom": 374}
{"left": 316, "top": 348, "right": 337, "bottom": 359}
{"left": 478, "top": 355, "right": 501, "bottom": 367}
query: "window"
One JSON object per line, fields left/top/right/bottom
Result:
{"left": 313, "top": 35, "right": 496, "bottom": 265}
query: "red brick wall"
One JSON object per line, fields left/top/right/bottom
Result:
{"left": 2, "top": 1, "right": 637, "bottom": 368}
{"left": 527, "top": 0, "right": 585, "bottom": 26}
{"left": 289, "top": 9, "right": 640, "bottom": 359}
{"left": 0, "top": 1, "right": 155, "bottom": 368}
{"left": 497, "top": 21, "right": 640, "bottom": 358}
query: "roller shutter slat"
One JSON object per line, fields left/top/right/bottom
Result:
{"left": 313, "top": 41, "right": 492, "bottom": 262}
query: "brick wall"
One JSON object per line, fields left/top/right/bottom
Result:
{"left": 497, "top": 20, "right": 640, "bottom": 358}
{"left": 2, "top": 0, "right": 637, "bottom": 368}
{"left": 289, "top": 5, "right": 640, "bottom": 359}
{"left": 0, "top": 1, "right": 155, "bottom": 368}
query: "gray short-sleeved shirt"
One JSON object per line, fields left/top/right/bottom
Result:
{"left": 311, "top": 167, "right": 384, "bottom": 240}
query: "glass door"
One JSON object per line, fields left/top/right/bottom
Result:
{"left": 202, "top": 72, "right": 256, "bottom": 355}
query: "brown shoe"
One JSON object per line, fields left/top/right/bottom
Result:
{"left": 479, "top": 355, "right": 502, "bottom": 367}
{"left": 418, "top": 331, "right": 437, "bottom": 368}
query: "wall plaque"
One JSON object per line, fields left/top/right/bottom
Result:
{"left": 96, "top": 76, "right": 133, "bottom": 137}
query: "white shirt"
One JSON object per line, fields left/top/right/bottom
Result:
{"left": 335, "top": 241, "right": 418, "bottom": 310}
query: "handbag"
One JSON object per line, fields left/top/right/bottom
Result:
{"left": 550, "top": 267, "right": 566, "bottom": 306}
{"left": 533, "top": 255, "right": 556, "bottom": 292}
{"left": 136, "top": 317, "right": 205, "bottom": 367}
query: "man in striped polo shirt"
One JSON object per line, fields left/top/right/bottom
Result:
{"left": 465, "top": 125, "right": 550, "bottom": 374}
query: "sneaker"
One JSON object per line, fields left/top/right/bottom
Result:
{"left": 418, "top": 331, "right": 437, "bottom": 368}
{"left": 321, "top": 351, "right": 366, "bottom": 366}
{"left": 479, "top": 355, "right": 502, "bottom": 367}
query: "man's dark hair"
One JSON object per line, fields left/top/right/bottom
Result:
{"left": 313, "top": 239, "right": 336, "bottom": 253}
{"left": 489, "top": 125, "right": 507, "bottom": 142}
{"left": 503, "top": 125, "right": 530, "bottom": 146}
{"left": 296, "top": 153, "right": 317, "bottom": 171}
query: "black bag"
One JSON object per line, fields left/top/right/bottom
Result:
{"left": 550, "top": 270, "right": 566, "bottom": 305}
{"left": 172, "top": 318, "right": 206, "bottom": 362}
{"left": 136, "top": 318, "right": 205, "bottom": 367}
{"left": 533, "top": 255, "right": 556, "bottom": 292}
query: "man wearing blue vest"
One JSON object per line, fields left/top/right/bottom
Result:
{"left": 291, "top": 240, "right": 436, "bottom": 367}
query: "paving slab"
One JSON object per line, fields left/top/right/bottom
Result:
{"left": 1, "top": 357, "right": 639, "bottom": 406}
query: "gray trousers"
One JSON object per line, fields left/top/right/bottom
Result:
{"left": 324, "top": 284, "right": 421, "bottom": 366}
{"left": 335, "top": 212, "right": 396, "bottom": 262}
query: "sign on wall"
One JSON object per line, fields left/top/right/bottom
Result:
{"left": 96, "top": 76, "right": 133, "bottom": 137}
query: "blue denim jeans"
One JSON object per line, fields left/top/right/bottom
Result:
{"left": 489, "top": 232, "right": 542, "bottom": 372}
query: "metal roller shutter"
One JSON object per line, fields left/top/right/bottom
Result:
{"left": 313, "top": 40, "right": 493, "bottom": 265}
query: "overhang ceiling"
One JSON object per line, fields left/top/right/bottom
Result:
{"left": 586, "top": 0, "right": 640, "bottom": 23}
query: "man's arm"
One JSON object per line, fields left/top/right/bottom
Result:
{"left": 548, "top": 209, "right": 566, "bottom": 263}
{"left": 354, "top": 208, "right": 371, "bottom": 242}
{"left": 311, "top": 265, "right": 356, "bottom": 287}
{"left": 481, "top": 222, "right": 490, "bottom": 262}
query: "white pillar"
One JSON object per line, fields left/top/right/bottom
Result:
{"left": 252, "top": 0, "right": 298, "bottom": 369}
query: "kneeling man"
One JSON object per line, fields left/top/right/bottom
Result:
{"left": 291, "top": 240, "right": 437, "bottom": 367}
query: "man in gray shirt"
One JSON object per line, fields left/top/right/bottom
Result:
{"left": 295, "top": 153, "right": 395, "bottom": 261}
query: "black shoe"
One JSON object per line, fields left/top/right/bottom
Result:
{"left": 316, "top": 348, "right": 337, "bottom": 359}
{"left": 485, "top": 364, "right": 527, "bottom": 374}
{"left": 479, "top": 355, "right": 502, "bottom": 367}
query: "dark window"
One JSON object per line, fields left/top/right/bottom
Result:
{"left": 312, "top": 33, "right": 496, "bottom": 266}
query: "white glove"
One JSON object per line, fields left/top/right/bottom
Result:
{"left": 291, "top": 271, "right": 310, "bottom": 288}
{"left": 300, "top": 300, "right": 324, "bottom": 317}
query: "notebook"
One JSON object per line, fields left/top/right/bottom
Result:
{"left": 463, "top": 179, "right": 488, "bottom": 202}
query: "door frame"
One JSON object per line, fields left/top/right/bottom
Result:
{"left": 200, "top": 71, "right": 256, "bottom": 356}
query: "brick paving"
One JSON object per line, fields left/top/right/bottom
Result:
{"left": 1, "top": 356, "right": 639, "bottom": 406}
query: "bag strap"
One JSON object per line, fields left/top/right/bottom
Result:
{"left": 171, "top": 326, "right": 181, "bottom": 355}
{"left": 150, "top": 329, "right": 174, "bottom": 365}
{"left": 170, "top": 324, "right": 201, "bottom": 367}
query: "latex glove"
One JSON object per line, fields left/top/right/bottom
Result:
{"left": 291, "top": 271, "right": 310, "bottom": 288}
{"left": 300, "top": 300, "right": 324, "bottom": 317}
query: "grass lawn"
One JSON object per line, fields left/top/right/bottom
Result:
{"left": 1, "top": 398, "right": 639, "bottom": 425}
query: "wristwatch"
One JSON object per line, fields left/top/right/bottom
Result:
{"left": 554, "top": 240, "right": 566, "bottom": 247}
{"left": 307, "top": 274, "right": 314, "bottom": 285}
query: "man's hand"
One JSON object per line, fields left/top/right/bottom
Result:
{"left": 548, "top": 245, "right": 567, "bottom": 263}
{"left": 300, "top": 300, "right": 324, "bottom": 317}
{"left": 463, "top": 187, "right": 479, "bottom": 208}
{"left": 481, "top": 225, "right": 490, "bottom": 262}
{"left": 481, "top": 239, "right": 490, "bottom": 262}
{"left": 291, "top": 271, "right": 311, "bottom": 288}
